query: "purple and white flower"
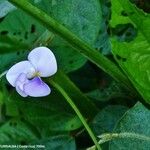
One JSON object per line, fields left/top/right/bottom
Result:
{"left": 6, "top": 47, "right": 57, "bottom": 97}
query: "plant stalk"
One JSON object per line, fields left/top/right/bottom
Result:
{"left": 50, "top": 79, "right": 102, "bottom": 150}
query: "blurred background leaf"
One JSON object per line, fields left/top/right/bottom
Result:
{"left": 0, "top": 119, "right": 38, "bottom": 144}
{"left": 32, "top": 135, "right": 76, "bottom": 150}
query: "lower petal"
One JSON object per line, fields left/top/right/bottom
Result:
{"left": 15, "top": 73, "right": 29, "bottom": 97}
{"left": 24, "top": 77, "right": 51, "bottom": 97}
{"left": 16, "top": 85, "right": 28, "bottom": 97}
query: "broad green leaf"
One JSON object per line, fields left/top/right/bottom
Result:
{"left": 33, "top": 135, "right": 76, "bottom": 150}
{"left": 9, "top": 90, "right": 82, "bottom": 132}
{"left": 95, "top": 0, "right": 111, "bottom": 55}
{"left": 0, "top": 1, "right": 15, "bottom": 18}
{"left": 109, "top": 102, "right": 150, "bottom": 150}
{"left": 91, "top": 105, "right": 128, "bottom": 150}
{"left": 40, "top": 0, "right": 102, "bottom": 45}
{"left": 39, "top": 0, "right": 102, "bottom": 71}
{"left": 0, "top": 51, "right": 28, "bottom": 73}
{"left": 0, "top": 0, "right": 41, "bottom": 18}
{"left": 110, "top": 0, "right": 149, "bottom": 41}
{"left": 86, "top": 81, "right": 129, "bottom": 102}
{"left": 50, "top": 36, "right": 87, "bottom": 73}
{"left": 110, "top": 0, "right": 150, "bottom": 102}
{"left": 0, "top": 119, "right": 38, "bottom": 144}
{"left": 92, "top": 105, "right": 128, "bottom": 135}
{"left": 0, "top": 9, "right": 44, "bottom": 51}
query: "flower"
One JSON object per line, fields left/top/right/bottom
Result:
{"left": 6, "top": 47, "right": 57, "bottom": 97}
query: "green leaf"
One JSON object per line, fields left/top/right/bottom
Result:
{"left": 92, "top": 105, "right": 128, "bottom": 135}
{"left": 37, "top": 0, "right": 103, "bottom": 72}
{"left": 109, "top": 102, "right": 150, "bottom": 150}
{"left": 0, "top": 0, "right": 41, "bottom": 18}
{"left": 86, "top": 81, "right": 129, "bottom": 102}
{"left": 42, "top": 0, "right": 102, "bottom": 45}
{"left": 111, "top": 0, "right": 150, "bottom": 102}
{"left": 33, "top": 135, "right": 76, "bottom": 150}
{"left": 0, "top": 9, "right": 44, "bottom": 52}
{"left": 50, "top": 36, "right": 87, "bottom": 73}
{"left": 0, "top": 1, "right": 15, "bottom": 18}
{"left": 0, "top": 51, "right": 28, "bottom": 73}
{"left": 9, "top": 90, "right": 82, "bottom": 132}
{"left": 0, "top": 119, "right": 38, "bottom": 144}
{"left": 110, "top": 0, "right": 149, "bottom": 41}
{"left": 95, "top": 0, "right": 111, "bottom": 55}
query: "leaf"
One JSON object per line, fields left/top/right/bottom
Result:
{"left": 0, "top": 50, "right": 28, "bottom": 73}
{"left": 95, "top": 0, "right": 111, "bottom": 55}
{"left": 50, "top": 36, "right": 87, "bottom": 73}
{"left": 41, "top": 0, "right": 102, "bottom": 72}
{"left": 0, "top": 1, "right": 15, "bottom": 18}
{"left": 33, "top": 135, "right": 76, "bottom": 150}
{"left": 0, "top": 119, "right": 38, "bottom": 144}
{"left": 110, "top": 0, "right": 150, "bottom": 102}
{"left": 86, "top": 81, "right": 129, "bottom": 102}
{"left": 9, "top": 89, "right": 82, "bottom": 132}
{"left": 0, "top": 9, "right": 45, "bottom": 52}
{"left": 0, "top": 0, "right": 102, "bottom": 73}
{"left": 69, "top": 62, "right": 100, "bottom": 92}
{"left": 0, "top": 0, "right": 41, "bottom": 18}
{"left": 109, "top": 102, "right": 150, "bottom": 150}
{"left": 92, "top": 105, "right": 128, "bottom": 135}
{"left": 42, "top": 0, "right": 102, "bottom": 45}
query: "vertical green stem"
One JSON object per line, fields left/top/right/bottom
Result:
{"left": 50, "top": 79, "right": 101, "bottom": 150}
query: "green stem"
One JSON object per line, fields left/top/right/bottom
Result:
{"left": 87, "top": 132, "right": 150, "bottom": 150}
{"left": 50, "top": 71, "right": 99, "bottom": 118}
{"left": 34, "top": 31, "right": 99, "bottom": 117}
{"left": 0, "top": 70, "right": 8, "bottom": 80}
{"left": 8, "top": 0, "right": 136, "bottom": 93}
{"left": 98, "top": 132, "right": 150, "bottom": 143}
{"left": 50, "top": 79, "right": 101, "bottom": 150}
{"left": 33, "top": 29, "right": 99, "bottom": 118}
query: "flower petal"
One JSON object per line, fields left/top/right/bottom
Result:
{"left": 24, "top": 77, "right": 51, "bottom": 97}
{"left": 16, "top": 86, "right": 28, "bottom": 97}
{"left": 28, "top": 47, "right": 57, "bottom": 77}
{"left": 15, "top": 73, "right": 29, "bottom": 97}
{"left": 6, "top": 61, "right": 34, "bottom": 87}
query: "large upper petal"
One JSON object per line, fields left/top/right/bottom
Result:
{"left": 6, "top": 61, "right": 34, "bottom": 87}
{"left": 28, "top": 47, "right": 57, "bottom": 77}
{"left": 24, "top": 77, "right": 51, "bottom": 97}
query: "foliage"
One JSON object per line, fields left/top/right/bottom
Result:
{"left": 110, "top": 102, "right": 150, "bottom": 150}
{"left": 0, "top": 0, "right": 150, "bottom": 149}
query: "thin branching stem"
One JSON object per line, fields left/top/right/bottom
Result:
{"left": 50, "top": 79, "right": 102, "bottom": 150}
